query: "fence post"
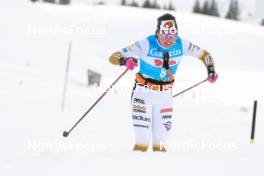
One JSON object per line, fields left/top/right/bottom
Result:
{"left": 61, "top": 41, "right": 72, "bottom": 111}
{"left": 250, "top": 100, "right": 258, "bottom": 144}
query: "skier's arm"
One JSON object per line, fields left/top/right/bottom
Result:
{"left": 182, "top": 39, "right": 214, "bottom": 68}
{"left": 109, "top": 39, "right": 146, "bottom": 66}
{"left": 182, "top": 39, "right": 217, "bottom": 82}
{"left": 109, "top": 51, "right": 125, "bottom": 66}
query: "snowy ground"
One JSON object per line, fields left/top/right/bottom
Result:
{"left": 1, "top": 1, "right": 264, "bottom": 176}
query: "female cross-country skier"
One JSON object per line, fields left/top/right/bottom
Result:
{"left": 109, "top": 13, "right": 218, "bottom": 152}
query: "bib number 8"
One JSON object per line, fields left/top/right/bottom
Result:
{"left": 160, "top": 68, "right": 167, "bottom": 78}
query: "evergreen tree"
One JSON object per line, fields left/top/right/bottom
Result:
{"left": 130, "top": 0, "right": 139, "bottom": 7}
{"left": 43, "top": 0, "right": 55, "bottom": 3}
{"left": 168, "top": 1, "right": 175, "bottom": 11}
{"left": 193, "top": 0, "right": 201, "bottom": 14}
{"left": 60, "top": 0, "right": 70, "bottom": 4}
{"left": 194, "top": 0, "right": 219, "bottom": 17}
{"left": 210, "top": 0, "right": 219, "bottom": 17}
{"left": 94, "top": 1, "right": 105, "bottom": 5}
{"left": 142, "top": 0, "right": 160, "bottom": 9}
{"left": 225, "top": 0, "right": 240, "bottom": 20}
{"left": 121, "top": 0, "right": 126, "bottom": 6}
{"left": 30, "top": 0, "right": 38, "bottom": 2}
{"left": 202, "top": 0, "right": 210, "bottom": 15}
{"left": 152, "top": 0, "right": 160, "bottom": 9}
{"left": 261, "top": 19, "right": 264, "bottom": 26}
{"left": 142, "top": 0, "right": 152, "bottom": 8}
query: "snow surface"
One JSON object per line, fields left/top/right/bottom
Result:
{"left": 1, "top": 1, "right": 264, "bottom": 176}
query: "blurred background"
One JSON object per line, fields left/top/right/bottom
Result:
{"left": 29, "top": 0, "right": 264, "bottom": 24}
{"left": 1, "top": 0, "right": 264, "bottom": 176}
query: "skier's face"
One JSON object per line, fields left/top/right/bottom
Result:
{"left": 156, "top": 31, "right": 177, "bottom": 48}
{"left": 156, "top": 20, "right": 177, "bottom": 48}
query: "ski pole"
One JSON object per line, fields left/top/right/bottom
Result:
{"left": 173, "top": 78, "right": 208, "bottom": 98}
{"left": 63, "top": 69, "right": 129, "bottom": 137}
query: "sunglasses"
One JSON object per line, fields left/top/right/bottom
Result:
{"left": 160, "top": 33, "right": 177, "bottom": 39}
{"left": 159, "top": 28, "right": 177, "bottom": 39}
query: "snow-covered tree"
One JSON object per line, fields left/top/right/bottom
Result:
{"left": 168, "top": 1, "right": 175, "bottom": 11}
{"left": 261, "top": 19, "right": 264, "bottom": 26}
{"left": 202, "top": 0, "right": 210, "bottom": 15}
{"left": 193, "top": 0, "right": 201, "bottom": 14}
{"left": 210, "top": 0, "right": 219, "bottom": 17}
{"left": 121, "top": 0, "right": 126, "bottom": 6}
{"left": 43, "top": 0, "right": 55, "bottom": 3}
{"left": 60, "top": 0, "right": 70, "bottom": 5}
{"left": 142, "top": 0, "right": 152, "bottom": 8}
{"left": 152, "top": 0, "right": 160, "bottom": 9}
{"left": 225, "top": 0, "right": 240, "bottom": 20}
{"left": 130, "top": 0, "right": 139, "bottom": 7}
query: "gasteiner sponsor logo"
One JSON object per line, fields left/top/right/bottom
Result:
{"left": 149, "top": 48, "right": 182, "bottom": 58}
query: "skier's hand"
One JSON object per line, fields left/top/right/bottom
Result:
{"left": 207, "top": 65, "right": 218, "bottom": 83}
{"left": 124, "top": 57, "right": 138, "bottom": 70}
